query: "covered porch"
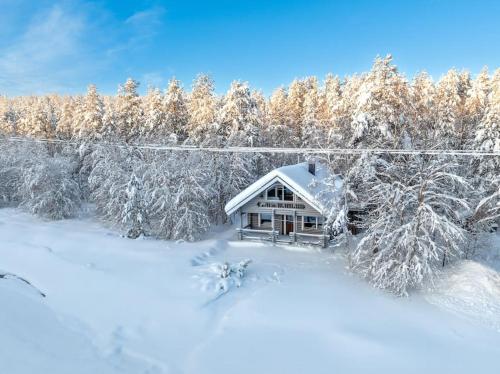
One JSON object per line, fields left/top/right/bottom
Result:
{"left": 237, "top": 211, "right": 329, "bottom": 248}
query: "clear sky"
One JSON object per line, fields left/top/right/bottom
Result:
{"left": 1, "top": 0, "right": 499, "bottom": 96}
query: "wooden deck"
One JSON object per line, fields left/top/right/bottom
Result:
{"left": 236, "top": 226, "right": 329, "bottom": 248}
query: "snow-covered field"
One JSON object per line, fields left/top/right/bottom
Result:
{"left": 1, "top": 208, "right": 500, "bottom": 374}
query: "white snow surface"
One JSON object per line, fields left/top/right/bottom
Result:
{"left": 1, "top": 208, "right": 500, "bottom": 373}
{"left": 225, "top": 161, "right": 342, "bottom": 215}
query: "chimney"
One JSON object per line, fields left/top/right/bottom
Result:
{"left": 308, "top": 160, "right": 316, "bottom": 175}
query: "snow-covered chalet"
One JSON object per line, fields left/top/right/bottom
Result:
{"left": 225, "top": 161, "right": 343, "bottom": 248}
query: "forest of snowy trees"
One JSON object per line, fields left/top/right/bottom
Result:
{"left": 0, "top": 56, "right": 499, "bottom": 296}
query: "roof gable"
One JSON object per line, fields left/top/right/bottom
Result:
{"left": 224, "top": 162, "right": 342, "bottom": 216}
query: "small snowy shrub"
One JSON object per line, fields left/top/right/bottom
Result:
{"left": 213, "top": 259, "right": 252, "bottom": 293}
{"left": 18, "top": 155, "right": 81, "bottom": 219}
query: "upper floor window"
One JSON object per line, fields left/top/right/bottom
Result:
{"left": 266, "top": 184, "right": 294, "bottom": 201}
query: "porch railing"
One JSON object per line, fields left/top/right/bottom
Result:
{"left": 290, "top": 232, "right": 330, "bottom": 248}
{"left": 237, "top": 228, "right": 329, "bottom": 248}
{"left": 237, "top": 228, "right": 280, "bottom": 242}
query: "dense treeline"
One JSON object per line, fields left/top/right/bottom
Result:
{"left": 0, "top": 55, "right": 498, "bottom": 152}
{"left": 0, "top": 56, "right": 498, "bottom": 296}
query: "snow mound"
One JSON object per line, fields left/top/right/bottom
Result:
{"left": 427, "top": 260, "right": 500, "bottom": 331}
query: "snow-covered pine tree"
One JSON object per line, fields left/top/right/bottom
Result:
{"left": 219, "top": 80, "right": 260, "bottom": 146}
{"left": 350, "top": 55, "right": 411, "bottom": 148}
{"left": 348, "top": 154, "right": 470, "bottom": 296}
{"left": 186, "top": 74, "right": 217, "bottom": 143}
{"left": 122, "top": 172, "right": 147, "bottom": 238}
{"left": 463, "top": 67, "right": 491, "bottom": 148}
{"left": 88, "top": 144, "right": 129, "bottom": 223}
{"left": 100, "top": 96, "right": 117, "bottom": 140}
{"left": 0, "top": 97, "right": 17, "bottom": 136}
{"left": 56, "top": 96, "right": 78, "bottom": 140}
{"left": 475, "top": 69, "right": 500, "bottom": 155}
{"left": 467, "top": 69, "right": 500, "bottom": 234}
{"left": 266, "top": 86, "right": 292, "bottom": 147}
{"left": 143, "top": 151, "right": 177, "bottom": 238}
{"left": 301, "top": 76, "right": 325, "bottom": 147}
{"left": 287, "top": 78, "right": 307, "bottom": 144}
{"left": 77, "top": 84, "right": 105, "bottom": 141}
{"left": 322, "top": 74, "right": 342, "bottom": 127}
{"left": 142, "top": 87, "right": 166, "bottom": 141}
{"left": 409, "top": 71, "right": 436, "bottom": 148}
{"left": 171, "top": 152, "right": 212, "bottom": 241}
{"left": 164, "top": 78, "right": 189, "bottom": 142}
{"left": 434, "top": 69, "right": 470, "bottom": 148}
{"left": 18, "top": 152, "right": 82, "bottom": 220}
{"left": 115, "top": 78, "right": 143, "bottom": 142}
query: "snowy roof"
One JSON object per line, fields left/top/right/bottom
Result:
{"left": 225, "top": 162, "right": 343, "bottom": 216}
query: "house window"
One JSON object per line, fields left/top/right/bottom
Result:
{"left": 317, "top": 217, "right": 324, "bottom": 229}
{"left": 303, "top": 216, "right": 317, "bottom": 229}
{"left": 266, "top": 184, "right": 288, "bottom": 201}
{"left": 276, "top": 186, "right": 283, "bottom": 200}
{"left": 267, "top": 187, "right": 277, "bottom": 200}
{"left": 260, "top": 213, "right": 272, "bottom": 226}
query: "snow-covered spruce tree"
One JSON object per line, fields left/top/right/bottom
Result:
{"left": 18, "top": 153, "right": 82, "bottom": 220}
{"left": 186, "top": 74, "right": 217, "bottom": 143}
{"left": 266, "top": 86, "right": 292, "bottom": 147}
{"left": 350, "top": 55, "right": 411, "bottom": 148}
{"left": 301, "top": 76, "right": 326, "bottom": 147}
{"left": 76, "top": 84, "right": 105, "bottom": 141}
{"left": 287, "top": 78, "right": 307, "bottom": 145}
{"left": 122, "top": 172, "right": 147, "bottom": 238}
{"left": 87, "top": 144, "right": 130, "bottom": 224}
{"left": 171, "top": 152, "right": 213, "bottom": 241}
{"left": 142, "top": 151, "right": 177, "bottom": 239}
{"left": 164, "top": 78, "right": 189, "bottom": 141}
{"left": 321, "top": 73, "right": 342, "bottom": 130}
{"left": 0, "top": 139, "right": 26, "bottom": 206}
{"left": 0, "top": 97, "right": 18, "bottom": 136}
{"left": 434, "top": 69, "right": 470, "bottom": 149}
{"left": 463, "top": 67, "right": 491, "bottom": 148}
{"left": 348, "top": 154, "right": 470, "bottom": 296}
{"left": 409, "top": 71, "right": 436, "bottom": 148}
{"left": 466, "top": 69, "right": 500, "bottom": 235}
{"left": 115, "top": 78, "right": 143, "bottom": 142}
{"left": 18, "top": 96, "right": 57, "bottom": 140}
{"left": 142, "top": 87, "right": 166, "bottom": 141}
{"left": 56, "top": 96, "right": 78, "bottom": 140}
{"left": 218, "top": 80, "right": 261, "bottom": 146}
{"left": 474, "top": 69, "right": 500, "bottom": 156}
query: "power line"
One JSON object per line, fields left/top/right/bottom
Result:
{"left": 2, "top": 136, "right": 500, "bottom": 157}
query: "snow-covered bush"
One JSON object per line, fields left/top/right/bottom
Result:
{"left": 87, "top": 146, "right": 215, "bottom": 241}
{"left": 88, "top": 145, "right": 148, "bottom": 236}
{"left": 347, "top": 155, "right": 471, "bottom": 296}
{"left": 0, "top": 140, "right": 24, "bottom": 206}
{"left": 212, "top": 259, "right": 252, "bottom": 293}
{"left": 18, "top": 155, "right": 82, "bottom": 220}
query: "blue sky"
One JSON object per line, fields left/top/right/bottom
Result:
{"left": 1, "top": 0, "right": 499, "bottom": 96}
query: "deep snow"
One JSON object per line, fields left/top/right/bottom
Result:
{"left": 1, "top": 208, "right": 500, "bottom": 374}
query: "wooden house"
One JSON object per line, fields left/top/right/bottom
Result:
{"left": 225, "top": 161, "right": 343, "bottom": 247}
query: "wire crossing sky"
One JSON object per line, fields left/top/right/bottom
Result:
{"left": 1, "top": 0, "right": 499, "bottom": 96}
{"left": 5, "top": 137, "right": 500, "bottom": 157}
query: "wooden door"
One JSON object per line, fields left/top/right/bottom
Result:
{"left": 285, "top": 215, "right": 294, "bottom": 235}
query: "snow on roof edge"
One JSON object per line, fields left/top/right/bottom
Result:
{"left": 225, "top": 162, "right": 340, "bottom": 216}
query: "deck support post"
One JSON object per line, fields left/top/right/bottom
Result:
{"left": 293, "top": 210, "right": 297, "bottom": 243}
{"left": 271, "top": 208, "right": 276, "bottom": 243}
{"left": 238, "top": 211, "right": 243, "bottom": 240}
